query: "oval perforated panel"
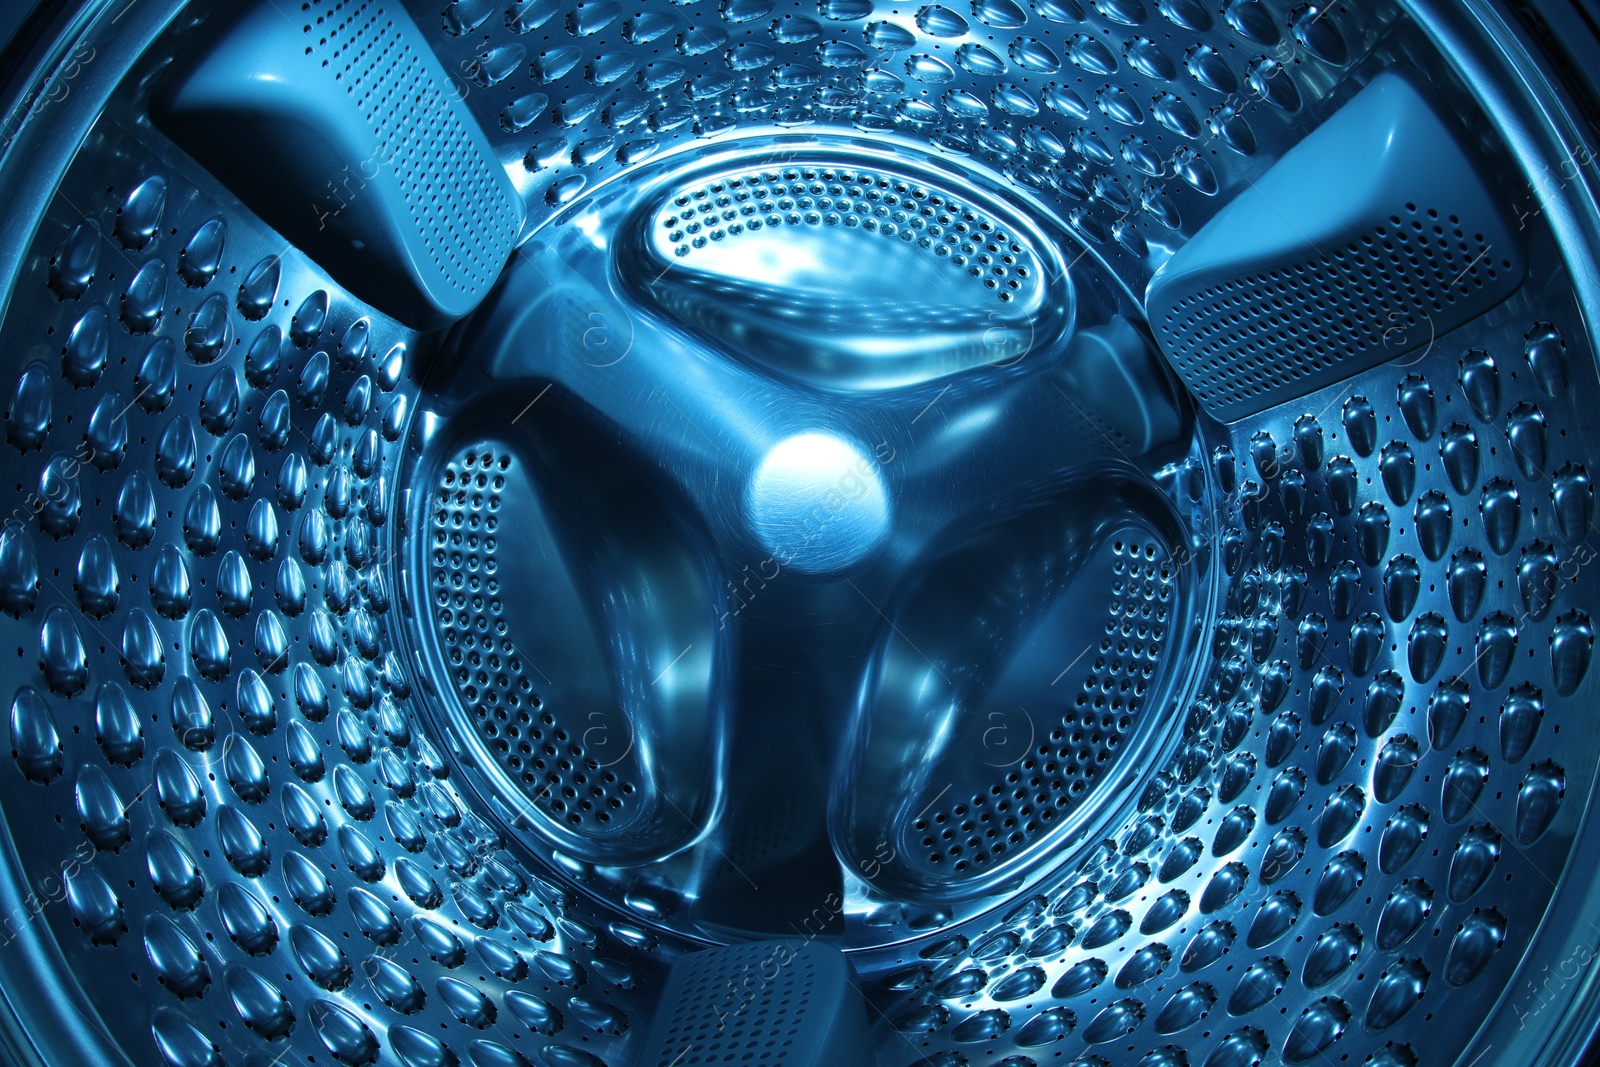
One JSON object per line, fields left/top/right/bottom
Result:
{"left": 913, "top": 538, "right": 1175, "bottom": 876}
{"left": 428, "top": 445, "right": 640, "bottom": 831}
{"left": 652, "top": 164, "right": 1041, "bottom": 303}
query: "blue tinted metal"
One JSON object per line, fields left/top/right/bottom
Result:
{"left": 1, "top": 1, "right": 1600, "bottom": 1066}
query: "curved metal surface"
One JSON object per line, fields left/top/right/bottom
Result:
{"left": 0, "top": 1, "right": 1599, "bottom": 1067}
{"left": 416, "top": 132, "right": 1199, "bottom": 931}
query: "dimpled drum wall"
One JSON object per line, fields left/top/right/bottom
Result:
{"left": 4, "top": 0, "right": 1600, "bottom": 1065}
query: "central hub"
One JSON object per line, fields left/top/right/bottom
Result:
{"left": 746, "top": 433, "right": 891, "bottom": 574}
{"left": 405, "top": 137, "right": 1204, "bottom": 944}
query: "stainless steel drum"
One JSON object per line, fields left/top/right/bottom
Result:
{"left": 3, "top": 0, "right": 1600, "bottom": 1065}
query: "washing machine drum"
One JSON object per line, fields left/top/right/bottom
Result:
{"left": 2, "top": 0, "right": 1600, "bottom": 1064}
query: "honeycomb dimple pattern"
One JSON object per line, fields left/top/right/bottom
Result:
{"left": 0, "top": 118, "right": 646, "bottom": 1067}
{"left": 1160, "top": 203, "right": 1519, "bottom": 412}
{"left": 652, "top": 941, "right": 817, "bottom": 1066}
{"left": 876, "top": 306, "right": 1600, "bottom": 1066}
{"left": 418, "top": 0, "right": 1405, "bottom": 286}
{"left": 655, "top": 164, "right": 1038, "bottom": 302}
{"left": 915, "top": 539, "right": 1173, "bottom": 873}
{"left": 305, "top": 0, "right": 520, "bottom": 293}
{"left": 2, "top": 3, "right": 1600, "bottom": 1067}
{"left": 429, "top": 446, "right": 637, "bottom": 830}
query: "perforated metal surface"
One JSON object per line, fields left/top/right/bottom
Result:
{"left": 1142, "top": 69, "right": 1529, "bottom": 423}
{"left": 912, "top": 539, "right": 1175, "bottom": 875}
{"left": 651, "top": 941, "right": 819, "bottom": 1065}
{"left": 1159, "top": 207, "right": 1521, "bottom": 415}
{"left": 651, "top": 164, "right": 1041, "bottom": 303}
{"left": 2, "top": 1, "right": 1600, "bottom": 1067}
{"left": 429, "top": 445, "right": 641, "bottom": 831}
{"left": 862, "top": 275, "right": 1600, "bottom": 1065}
{"left": 0, "top": 84, "right": 647, "bottom": 1066}
{"left": 152, "top": 0, "right": 525, "bottom": 327}
{"left": 306, "top": 0, "right": 520, "bottom": 294}
{"left": 419, "top": 0, "right": 1402, "bottom": 282}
